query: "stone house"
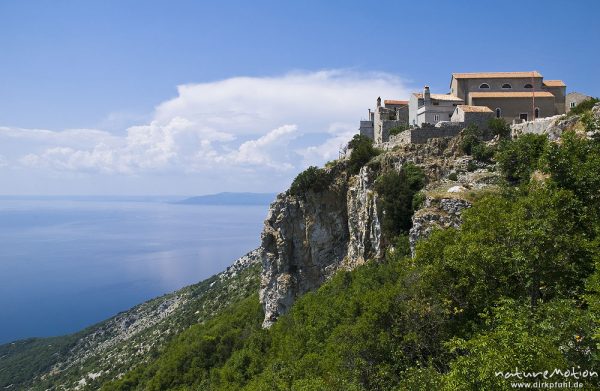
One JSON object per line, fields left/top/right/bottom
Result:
{"left": 449, "top": 71, "right": 566, "bottom": 122}
{"left": 450, "top": 105, "right": 494, "bottom": 128}
{"left": 408, "top": 86, "right": 464, "bottom": 127}
{"left": 566, "top": 92, "right": 594, "bottom": 113}
{"left": 359, "top": 97, "right": 409, "bottom": 143}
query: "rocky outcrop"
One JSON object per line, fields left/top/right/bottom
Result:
{"left": 259, "top": 136, "right": 499, "bottom": 328}
{"left": 260, "top": 166, "right": 384, "bottom": 328}
{"left": 409, "top": 196, "right": 471, "bottom": 256}
{"left": 510, "top": 114, "right": 579, "bottom": 140}
{"left": 260, "top": 183, "right": 350, "bottom": 328}
{"left": 346, "top": 166, "right": 382, "bottom": 265}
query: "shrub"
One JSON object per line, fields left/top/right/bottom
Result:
{"left": 411, "top": 190, "right": 426, "bottom": 210}
{"left": 289, "top": 166, "right": 332, "bottom": 196}
{"left": 496, "top": 133, "right": 547, "bottom": 184}
{"left": 459, "top": 124, "right": 482, "bottom": 155}
{"left": 568, "top": 97, "right": 599, "bottom": 116}
{"left": 348, "top": 134, "right": 380, "bottom": 175}
{"left": 471, "top": 143, "right": 496, "bottom": 163}
{"left": 375, "top": 163, "right": 426, "bottom": 239}
{"left": 581, "top": 111, "right": 600, "bottom": 132}
{"left": 466, "top": 160, "right": 477, "bottom": 172}
{"left": 447, "top": 172, "right": 458, "bottom": 181}
{"left": 487, "top": 118, "right": 511, "bottom": 139}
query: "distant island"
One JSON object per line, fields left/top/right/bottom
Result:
{"left": 175, "top": 192, "right": 277, "bottom": 206}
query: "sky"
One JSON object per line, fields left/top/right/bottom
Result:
{"left": 0, "top": 0, "right": 599, "bottom": 196}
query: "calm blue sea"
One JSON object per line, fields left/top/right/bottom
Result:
{"left": 0, "top": 197, "right": 267, "bottom": 344}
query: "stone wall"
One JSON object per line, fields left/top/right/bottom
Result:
{"left": 388, "top": 124, "right": 463, "bottom": 145}
{"left": 463, "top": 111, "right": 494, "bottom": 129}
{"left": 359, "top": 120, "right": 374, "bottom": 139}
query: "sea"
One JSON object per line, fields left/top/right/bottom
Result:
{"left": 0, "top": 196, "right": 268, "bottom": 344}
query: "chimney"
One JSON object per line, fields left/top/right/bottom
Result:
{"left": 376, "top": 96, "right": 381, "bottom": 107}
{"left": 423, "top": 85, "right": 431, "bottom": 104}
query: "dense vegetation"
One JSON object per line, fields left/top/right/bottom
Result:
{"left": 289, "top": 166, "right": 332, "bottom": 196}
{"left": 347, "top": 134, "right": 380, "bottom": 174}
{"left": 289, "top": 135, "right": 380, "bottom": 197}
{"left": 374, "top": 163, "right": 426, "bottom": 240}
{"left": 102, "top": 116, "right": 600, "bottom": 389}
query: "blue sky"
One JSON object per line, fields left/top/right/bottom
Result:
{"left": 0, "top": 0, "right": 599, "bottom": 195}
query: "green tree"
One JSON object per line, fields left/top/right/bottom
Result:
{"left": 374, "top": 163, "right": 426, "bottom": 239}
{"left": 496, "top": 133, "right": 547, "bottom": 184}
{"left": 348, "top": 134, "right": 380, "bottom": 175}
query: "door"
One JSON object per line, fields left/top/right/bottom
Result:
{"left": 519, "top": 113, "right": 528, "bottom": 121}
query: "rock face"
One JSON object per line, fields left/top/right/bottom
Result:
{"left": 346, "top": 167, "right": 382, "bottom": 265}
{"left": 409, "top": 196, "right": 471, "bottom": 256}
{"left": 510, "top": 114, "right": 579, "bottom": 140}
{"left": 259, "top": 136, "right": 498, "bottom": 328}
{"left": 260, "top": 166, "right": 383, "bottom": 328}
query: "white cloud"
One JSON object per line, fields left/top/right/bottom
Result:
{"left": 0, "top": 70, "right": 409, "bottom": 193}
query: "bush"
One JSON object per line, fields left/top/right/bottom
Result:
{"left": 348, "top": 134, "right": 380, "bottom": 175}
{"left": 289, "top": 166, "right": 332, "bottom": 196}
{"left": 488, "top": 118, "right": 511, "bottom": 139}
{"left": 447, "top": 172, "right": 458, "bottom": 181}
{"left": 374, "top": 163, "right": 426, "bottom": 239}
{"left": 471, "top": 143, "right": 496, "bottom": 163}
{"left": 411, "top": 190, "right": 426, "bottom": 210}
{"left": 460, "top": 125, "right": 481, "bottom": 156}
{"left": 568, "top": 97, "right": 599, "bottom": 116}
{"left": 496, "top": 133, "right": 548, "bottom": 184}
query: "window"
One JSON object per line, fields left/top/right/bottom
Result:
{"left": 524, "top": 84, "right": 533, "bottom": 89}
{"left": 495, "top": 108, "right": 501, "bottom": 118}
{"left": 479, "top": 83, "right": 490, "bottom": 89}
{"left": 502, "top": 83, "right": 512, "bottom": 89}
{"left": 520, "top": 113, "right": 528, "bottom": 121}
{"left": 570, "top": 102, "right": 576, "bottom": 108}
{"left": 434, "top": 114, "right": 440, "bottom": 122}
{"left": 535, "top": 107, "right": 540, "bottom": 118}
{"left": 433, "top": 101, "right": 439, "bottom": 105}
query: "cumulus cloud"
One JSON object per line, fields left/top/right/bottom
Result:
{"left": 0, "top": 70, "right": 409, "bottom": 192}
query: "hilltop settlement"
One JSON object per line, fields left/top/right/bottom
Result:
{"left": 359, "top": 71, "right": 594, "bottom": 144}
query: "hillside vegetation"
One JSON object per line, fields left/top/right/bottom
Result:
{"left": 4, "top": 106, "right": 600, "bottom": 390}
{"left": 102, "top": 109, "right": 600, "bottom": 390}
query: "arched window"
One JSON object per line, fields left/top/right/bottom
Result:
{"left": 495, "top": 108, "right": 502, "bottom": 118}
{"left": 524, "top": 83, "right": 533, "bottom": 89}
{"left": 535, "top": 107, "right": 540, "bottom": 118}
{"left": 502, "top": 83, "right": 512, "bottom": 89}
{"left": 479, "top": 83, "right": 490, "bottom": 89}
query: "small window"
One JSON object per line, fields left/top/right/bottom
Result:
{"left": 524, "top": 84, "right": 533, "bottom": 89}
{"left": 495, "top": 108, "right": 501, "bottom": 118}
{"left": 502, "top": 83, "right": 512, "bottom": 89}
{"left": 434, "top": 114, "right": 440, "bottom": 122}
{"left": 570, "top": 102, "right": 576, "bottom": 108}
{"left": 433, "top": 101, "right": 439, "bottom": 105}
{"left": 535, "top": 107, "right": 540, "bottom": 118}
{"left": 479, "top": 83, "right": 490, "bottom": 89}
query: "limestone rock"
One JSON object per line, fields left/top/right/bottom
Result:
{"left": 259, "top": 166, "right": 383, "bottom": 328}
{"left": 409, "top": 196, "right": 471, "bottom": 256}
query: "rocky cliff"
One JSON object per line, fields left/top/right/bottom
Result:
{"left": 259, "top": 165, "right": 384, "bottom": 328}
{"left": 259, "top": 135, "right": 501, "bottom": 327}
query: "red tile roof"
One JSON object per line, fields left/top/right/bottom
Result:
{"left": 470, "top": 91, "right": 555, "bottom": 99}
{"left": 452, "top": 71, "right": 543, "bottom": 79}
{"left": 384, "top": 100, "right": 408, "bottom": 105}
